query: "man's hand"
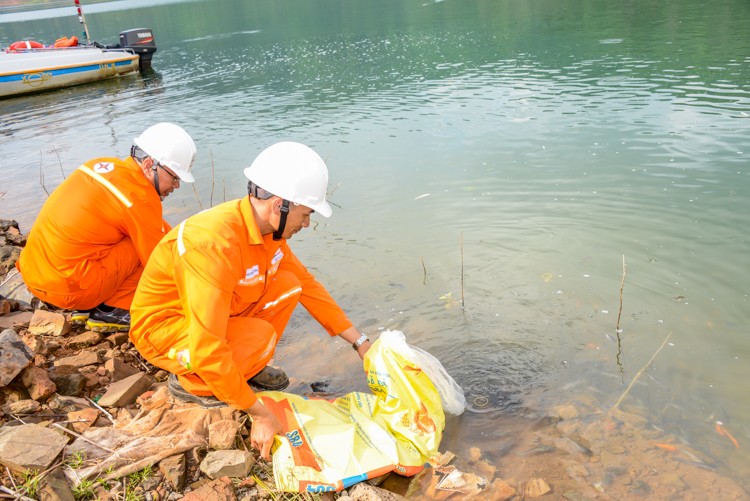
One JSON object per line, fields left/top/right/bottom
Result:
{"left": 355, "top": 339, "right": 372, "bottom": 359}
{"left": 244, "top": 399, "right": 284, "bottom": 460}
{"left": 338, "top": 326, "right": 372, "bottom": 359}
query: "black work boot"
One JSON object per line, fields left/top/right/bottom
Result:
{"left": 86, "top": 304, "right": 130, "bottom": 333}
{"left": 248, "top": 365, "right": 290, "bottom": 391}
{"left": 167, "top": 374, "right": 226, "bottom": 408}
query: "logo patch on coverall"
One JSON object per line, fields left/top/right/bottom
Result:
{"left": 93, "top": 162, "right": 114, "bottom": 174}
{"left": 238, "top": 265, "right": 263, "bottom": 286}
{"left": 268, "top": 248, "right": 284, "bottom": 276}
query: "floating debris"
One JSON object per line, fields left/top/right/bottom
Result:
{"left": 655, "top": 443, "right": 679, "bottom": 452}
{"left": 715, "top": 421, "right": 740, "bottom": 449}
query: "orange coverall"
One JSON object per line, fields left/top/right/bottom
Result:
{"left": 16, "top": 157, "right": 169, "bottom": 310}
{"left": 129, "top": 197, "right": 353, "bottom": 411}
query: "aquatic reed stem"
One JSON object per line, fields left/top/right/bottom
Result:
{"left": 210, "top": 148, "right": 215, "bottom": 207}
{"left": 39, "top": 150, "right": 49, "bottom": 197}
{"left": 616, "top": 255, "right": 626, "bottom": 332}
{"left": 612, "top": 331, "right": 672, "bottom": 411}
{"left": 53, "top": 144, "right": 65, "bottom": 180}
{"left": 192, "top": 184, "right": 203, "bottom": 211}
{"left": 460, "top": 232, "right": 465, "bottom": 310}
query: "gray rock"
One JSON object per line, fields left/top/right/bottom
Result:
{"left": 53, "top": 351, "right": 101, "bottom": 368}
{"left": 97, "top": 371, "right": 153, "bottom": 407}
{"left": 48, "top": 365, "right": 86, "bottom": 397}
{"left": 159, "top": 453, "right": 187, "bottom": 491}
{"left": 0, "top": 268, "right": 35, "bottom": 309}
{"left": 104, "top": 357, "right": 140, "bottom": 382}
{"left": 0, "top": 311, "right": 34, "bottom": 331}
{"left": 38, "top": 466, "right": 75, "bottom": 501}
{"left": 199, "top": 450, "right": 254, "bottom": 479}
{"left": 208, "top": 419, "right": 241, "bottom": 450}
{"left": 21, "top": 365, "right": 57, "bottom": 401}
{"left": 65, "top": 331, "right": 103, "bottom": 351}
{"left": 46, "top": 394, "right": 92, "bottom": 413}
{"left": 0, "top": 423, "right": 69, "bottom": 472}
{"left": 0, "top": 328, "right": 33, "bottom": 386}
{"left": 28, "top": 310, "right": 69, "bottom": 337}
{"left": 2, "top": 399, "right": 41, "bottom": 415}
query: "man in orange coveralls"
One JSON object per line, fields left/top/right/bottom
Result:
{"left": 129, "top": 141, "right": 372, "bottom": 460}
{"left": 16, "top": 123, "right": 197, "bottom": 333}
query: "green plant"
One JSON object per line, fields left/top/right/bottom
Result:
{"left": 19, "top": 469, "right": 40, "bottom": 498}
{"left": 66, "top": 450, "right": 87, "bottom": 469}
{"left": 72, "top": 478, "right": 96, "bottom": 500}
{"left": 123, "top": 465, "right": 153, "bottom": 501}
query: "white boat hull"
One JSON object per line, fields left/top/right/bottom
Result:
{"left": 0, "top": 47, "right": 140, "bottom": 98}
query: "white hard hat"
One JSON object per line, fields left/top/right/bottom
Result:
{"left": 133, "top": 123, "right": 197, "bottom": 183}
{"left": 243, "top": 142, "right": 332, "bottom": 217}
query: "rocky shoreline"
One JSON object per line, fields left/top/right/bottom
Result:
{"left": 0, "top": 218, "right": 513, "bottom": 501}
{"left": 2, "top": 217, "right": 749, "bottom": 501}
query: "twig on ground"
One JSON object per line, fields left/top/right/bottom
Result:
{"left": 421, "top": 257, "right": 427, "bottom": 285}
{"left": 5, "top": 467, "right": 17, "bottom": 489}
{"left": 612, "top": 331, "right": 673, "bottom": 411}
{"left": 5, "top": 460, "right": 62, "bottom": 499}
{"left": 87, "top": 397, "right": 114, "bottom": 423}
{"left": 53, "top": 423, "right": 118, "bottom": 455}
{"left": 0, "top": 485, "right": 37, "bottom": 501}
{"left": 9, "top": 414, "right": 27, "bottom": 424}
{"left": 132, "top": 354, "right": 151, "bottom": 373}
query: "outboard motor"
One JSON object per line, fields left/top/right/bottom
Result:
{"left": 119, "top": 28, "right": 157, "bottom": 71}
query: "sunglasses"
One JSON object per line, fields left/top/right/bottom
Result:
{"left": 158, "top": 164, "right": 180, "bottom": 183}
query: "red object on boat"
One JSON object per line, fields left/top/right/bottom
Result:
{"left": 7, "top": 41, "right": 44, "bottom": 52}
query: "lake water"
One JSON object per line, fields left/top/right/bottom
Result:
{"left": 2, "top": 0, "right": 749, "bottom": 496}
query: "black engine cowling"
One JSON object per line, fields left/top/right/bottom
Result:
{"left": 119, "top": 28, "right": 157, "bottom": 71}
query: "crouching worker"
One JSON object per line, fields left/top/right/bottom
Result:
{"left": 16, "top": 123, "right": 197, "bottom": 333}
{"left": 129, "top": 141, "right": 372, "bottom": 460}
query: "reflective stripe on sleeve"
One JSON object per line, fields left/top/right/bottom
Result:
{"left": 262, "top": 286, "right": 302, "bottom": 311}
{"left": 177, "top": 220, "right": 187, "bottom": 256}
{"left": 77, "top": 165, "right": 133, "bottom": 208}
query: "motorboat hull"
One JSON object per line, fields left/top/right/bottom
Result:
{"left": 0, "top": 47, "right": 140, "bottom": 98}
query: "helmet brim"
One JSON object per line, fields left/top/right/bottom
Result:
{"left": 311, "top": 200, "right": 332, "bottom": 218}
{"left": 176, "top": 170, "right": 195, "bottom": 183}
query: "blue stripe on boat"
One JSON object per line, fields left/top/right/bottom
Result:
{"left": 0, "top": 59, "right": 134, "bottom": 84}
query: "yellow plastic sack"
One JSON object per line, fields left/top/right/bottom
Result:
{"left": 260, "top": 330, "right": 448, "bottom": 493}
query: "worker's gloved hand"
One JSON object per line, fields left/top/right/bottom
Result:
{"left": 245, "top": 400, "right": 284, "bottom": 460}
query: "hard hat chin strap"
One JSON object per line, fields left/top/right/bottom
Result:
{"left": 273, "top": 199, "right": 290, "bottom": 241}
{"left": 151, "top": 165, "right": 161, "bottom": 197}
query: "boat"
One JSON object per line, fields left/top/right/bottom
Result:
{"left": 0, "top": 28, "right": 157, "bottom": 98}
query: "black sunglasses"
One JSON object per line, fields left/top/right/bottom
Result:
{"left": 158, "top": 164, "right": 180, "bottom": 183}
